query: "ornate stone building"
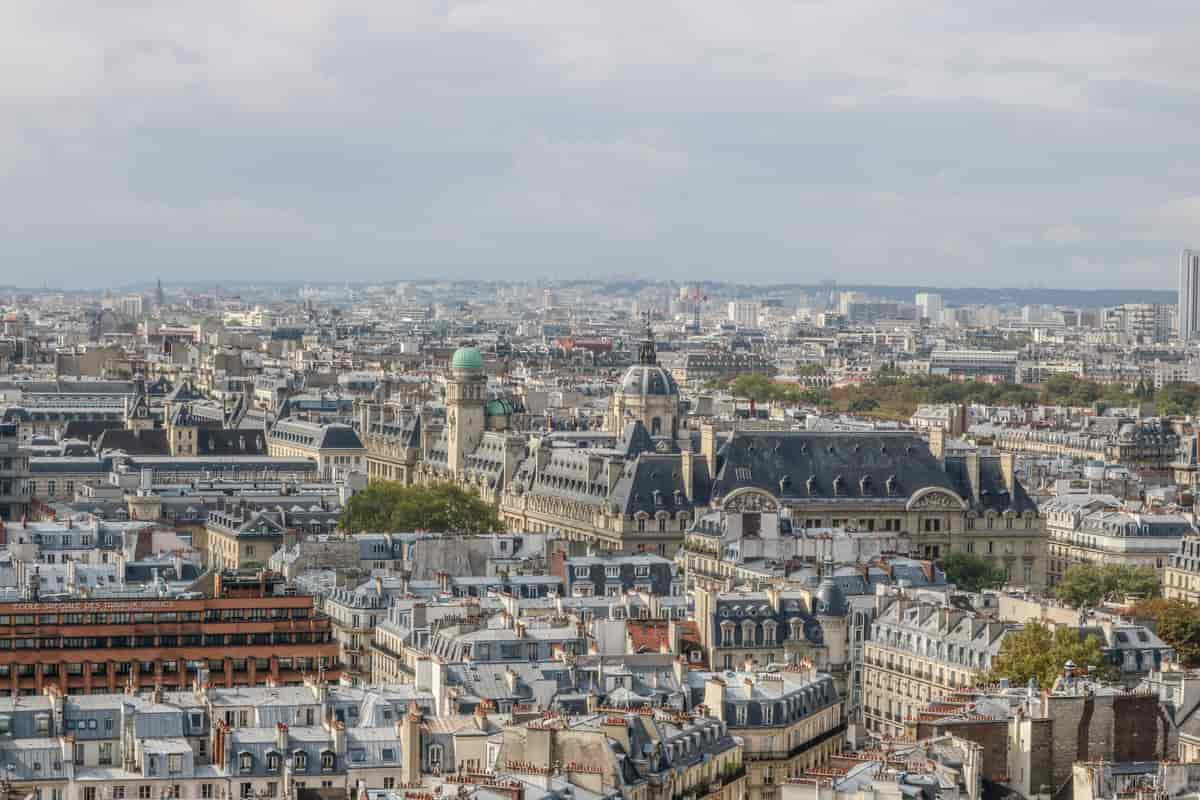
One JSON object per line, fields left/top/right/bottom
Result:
{"left": 691, "top": 427, "right": 1046, "bottom": 588}
{"left": 604, "top": 323, "right": 683, "bottom": 437}
{"left": 500, "top": 328, "right": 705, "bottom": 555}
{"left": 356, "top": 346, "right": 527, "bottom": 506}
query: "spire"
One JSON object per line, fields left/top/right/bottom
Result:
{"left": 637, "top": 312, "right": 657, "bottom": 366}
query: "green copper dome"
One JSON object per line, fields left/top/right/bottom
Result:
{"left": 486, "top": 399, "right": 513, "bottom": 416}
{"left": 451, "top": 346, "right": 484, "bottom": 372}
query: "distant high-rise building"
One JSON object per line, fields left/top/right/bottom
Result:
{"left": 155, "top": 277, "right": 164, "bottom": 309}
{"left": 119, "top": 294, "right": 143, "bottom": 318}
{"left": 1180, "top": 249, "right": 1200, "bottom": 341}
{"left": 727, "top": 301, "right": 759, "bottom": 328}
{"left": 914, "top": 292, "right": 944, "bottom": 323}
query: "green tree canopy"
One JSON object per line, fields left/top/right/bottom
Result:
{"left": 1129, "top": 598, "right": 1200, "bottom": 667}
{"left": 728, "top": 373, "right": 781, "bottom": 403}
{"left": 942, "top": 552, "right": 1007, "bottom": 593}
{"left": 987, "top": 622, "right": 1115, "bottom": 689}
{"left": 339, "top": 481, "right": 504, "bottom": 533}
{"left": 1053, "top": 564, "right": 1161, "bottom": 608}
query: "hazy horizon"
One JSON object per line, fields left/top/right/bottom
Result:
{"left": 2, "top": 2, "right": 1196, "bottom": 290}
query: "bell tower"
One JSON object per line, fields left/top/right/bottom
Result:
{"left": 447, "top": 347, "right": 486, "bottom": 475}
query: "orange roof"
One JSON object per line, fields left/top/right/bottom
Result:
{"left": 627, "top": 620, "right": 670, "bottom": 653}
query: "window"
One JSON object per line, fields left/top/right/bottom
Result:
{"left": 241, "top": 784, "right": 252, "bottom": 799}
{"left": 634, "top": 565, "right": 650, "bottom": 577}
{"left": 383, "top": 778, "right": 395, "bottom": 790}
{"left": 381, "top": 748, "right": 396, "bottom": 762}
{"left": 294, "top": 752, "right": 308, "bottom": 771}
{"left": 112, "top": 787, "right": 125, "bottom": 800}
{"left": 139, "top": 789, "right": 152, "bottom": 800}
{"left": 99, "top": 743, "right": 113, "bottom": 766}
{"left": 763, "top": 704, "right": 774, "bottom": 725}
{"left": 84, "top": 790, "right": 96, "bottom": 800}
{"left": 201, "top": 786, "right": 213, "bottom": 800}
{"left": 605, "top": 566, "right": 619, "bottom": 578}
{"left": 239, "top": 753, "right": 253, "bottom": 772}
{"left": 922, "top": 519, "right": 942, "bottom": 533}
{"left": 267, "top": 752, "right": 280, "bottom": 772}
{"left": 573, "top": 566, "right": 589, "bottom": 578}
{"left": 736, "top": 706, "right": 747, "bottom": 725}
{"left": 168, "top": 754, "right": 182, "bottom": 774}
{"left": 267, "top": 784, "right": 278, "bottom": 798}
{"left": 429, "top": 744, "right": 444, "bottom": 768}
{"left": 321, "top": 751, "right": 335, "bottom": 771}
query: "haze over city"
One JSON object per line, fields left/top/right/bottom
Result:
{"left": 2, "top": 1, "right": 1197, "bottom": 288}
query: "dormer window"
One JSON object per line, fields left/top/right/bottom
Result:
{"left": 293, "top": 751, "right": 307, "bottom": 771}
{"left": 267, "top": 752, "right": 280, "bottom": 772}
{"left": 320, "top": 751, "right": 335, "bottom": 771}
{"left": 239, "top": 753, "right": 252, "bottom": 772}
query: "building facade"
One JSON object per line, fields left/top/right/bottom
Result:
{"left": 861, "top": 593, "right": 1011, "bottom": 739}
{"left": 0, "top": 571, "right": 339, "bottom": 695}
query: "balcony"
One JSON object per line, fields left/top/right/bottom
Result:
{"left": 745, "top": 723, "right": 847, "bottom": 762}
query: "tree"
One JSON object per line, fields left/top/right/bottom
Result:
{"left": 942, "top": 552, "right": 1007, "bottom": 593}
{"left": 847, "top": 397, "right": 880, "bottom": 414}
{"left": 728, "top": 373, "right": 781, "bottom": 403}
{"left": 339, "top": 481, "right": 504, "bottom": 533}
{"left": 1129, "top": 598, "right": 1200, "bottom": 667}
{"left": 1053, "top": 564, "right": 1161, "bottom": 608}
{"left": 987, "top": 622, "right": 1115, "bottom": 689}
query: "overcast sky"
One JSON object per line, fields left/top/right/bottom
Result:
{"left": 2, "top": 1, "right": 1197, "bottom": 289}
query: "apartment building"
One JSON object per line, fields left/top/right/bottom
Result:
{"left": 701, "top": 663, "right": 843, "bottom": 800}
{"left": 1043, "top": 495, "right": 1191, "bottom": 587}
{"left": 0, "top": 571, "right": 339, "bottom": 695}
{"left": 861, "top": 593, "right": 1012, "bottom": 739}
{"left": 1164, "top": 533, "right": 1200, "bottom": 604}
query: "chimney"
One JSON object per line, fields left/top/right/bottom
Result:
{"left": 766, "top": 585, "right": 781, "bottom": 614}
{"left": 276, "top": 723, "right": 288, "bottom": 751}
{"left": 999, "top": 451, "right": 1017, "bottom": 497}
{"left": 400, "top": 705, "right": 422, "bottom": 785}
{"left": 331, "top": 720, "right": 346, "bottom": 755}
{"left": 965, "top": 450, "right": 981, "bottom": 505}
{"left": 700, "top": 424, "right": 717, "bottom": 477}
{"left": 929, "top": 427, "right": 945, "bottom": 461}
{"left": 60, "top": 735, "right": 74, "bottom": 765}
{"left": 680, "top": 450, "right": 694, "bottom": 503}
{"left": 606, "top": 459, "right": 622, "bottom": 494}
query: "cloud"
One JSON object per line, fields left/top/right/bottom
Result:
{"left": 1043, "top": 224, "right": 1088, "bottom": 245}
{"left": 0, "top": 0, "right": 1194, "bottom": 287}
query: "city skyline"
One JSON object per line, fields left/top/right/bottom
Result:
{"left": 1, "top": 2, "right": 1197, "bottom": 288}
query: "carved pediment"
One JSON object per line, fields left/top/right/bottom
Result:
{"left": 906, "top": 488, "right": 966, "bottom": 511}
{"left": 722, "top": 489, "right": 778, "bottom": 513}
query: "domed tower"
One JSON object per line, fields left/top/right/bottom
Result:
{"left": 447, "top": 346, "right": 487, "bottom": 474}
{"left": 606, "top": 320, "right": 681, "bottom": 436}
{"left": 812, "top": 556, "right": 849, "bottom": 672}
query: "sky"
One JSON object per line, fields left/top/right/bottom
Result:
{"left": 2, "top": 1, "right": 1198, "bottom": 290}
